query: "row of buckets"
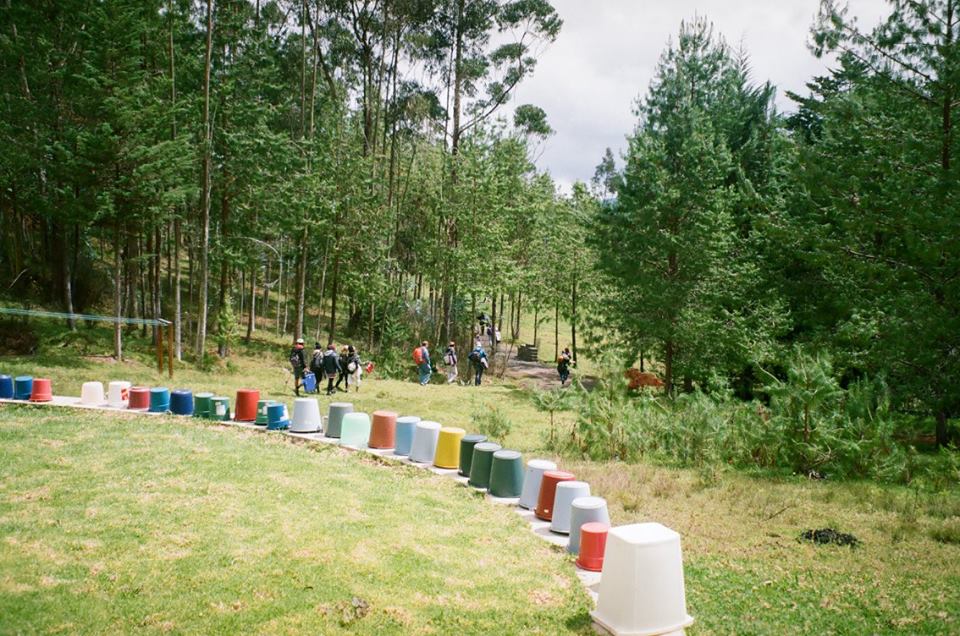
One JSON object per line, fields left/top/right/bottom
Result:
{"left": 0, "top": 375, "right": 693, "bottom": 636}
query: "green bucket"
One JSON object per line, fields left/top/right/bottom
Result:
{"left": 488, "top": 450, "right": 524, "bottom": 498}
{"left": 459, "top": 434, "right": 487, "bottom": 476}
{"left": 194, "top": 392, "right": 214, "bottom": 419}
{"left": 211, "top": 396, "right": 231, "bottom": 421}
{"left": 255, "top": 399, "right": 276, "bottom": 426}
{"left": 468, "top": 442, "right": 502, "bottom": 489}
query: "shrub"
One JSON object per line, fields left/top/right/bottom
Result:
{"left": 472, "top": 404, "right": 513, "bottom": 444}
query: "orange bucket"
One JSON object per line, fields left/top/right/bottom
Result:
{"left": 369, "top": 410, "right": 397, "bottom": 449}
{"left": 534, "top": 470, "right": 575, "bottom": 521}
{"left": 234, "top": 389, "right": 260, "bottom": 422}
{"left": 29, "top": 378, "right": 53, "bottom": 402}
{"left": 576, "top": 522, "right": 609, "bottom": 572}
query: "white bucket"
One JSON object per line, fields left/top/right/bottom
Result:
{"left": 108, "top": 381, "right": 131, "bottom": 408}
{"left": 518, "top": 459, "right": 557, "bottom": 510}
{"left": 550, "top": 480, "right": 590, "bottom": 534}
{"left": 80, "top": 381, "right": 105, "bottom": 406}
{"left": 290, "top": 398, "right": 322, "bottom": 433}
{"left": 591, "top": 523, "right": 694, "bottom": 636}
{"left": 408, "top": 421, "right": 442, "bottom": 463}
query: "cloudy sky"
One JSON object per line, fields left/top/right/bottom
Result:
{"left": 509, "top": 0, "right": 889, "bottom": 192}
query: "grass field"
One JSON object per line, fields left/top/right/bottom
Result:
{"left": 2, "top": 322, "right": 960, "bottom": 634}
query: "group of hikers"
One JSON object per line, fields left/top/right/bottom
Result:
{"left": 288, "top": 334, "right": 573, "bottom": 394}
{"left": 412, "top": 340, "right": 489, "bottom": 387}
{"left": 289, "top": 338, "right": 363, "bottom": 396}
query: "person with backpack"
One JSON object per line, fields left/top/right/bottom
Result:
{"left": 557, "top": 347, "right": 573, "bottom": 385}
{"left": 414, "top": 341, "right": 431, "bottom": 386}
{"left": 468, "top": 344, "right": 488, "bottom": 386}
{"left": 443, "top": 341, "right": 458, "bottom": 384}
{"left": 289, "top": 338, "right": 307, "bottom": 396}
{"left": 321, "top": 344, "right": 340, "bottom": 395}
{"left": 309, "top": 342, "right": 323, "bottom": 378}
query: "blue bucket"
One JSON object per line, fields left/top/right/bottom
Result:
{"left": 394, "top": 415, "right": 421, "bottom": 456}
{"left": 0, "top": 375, "right": 13, "bottom": 399}
{"left": 266, "top": 403, "right": 289, "bottom": 430}
{"left": 170, "top": 389, "right": 194, "bottom": 416}
{"left": 149, "top": 387, "right": 171, "bottom": 413}
{"left": 13, "top": 376, "right": 33, "bottom": 400}
{"left": 302, "top": 371, "right": 317, "bottom": 393}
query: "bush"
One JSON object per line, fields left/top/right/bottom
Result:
{"left": 471, "top": 404, "right": 513, "bottom": 444}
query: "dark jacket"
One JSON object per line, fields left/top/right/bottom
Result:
{"left": 322, "top": 349, "right": 340, "bottom": 376}
{"left": 290, "top": 346, "right": 306, "bottom": 370}
{"left": 309, "top": 349, "right": 323, "bottom": 374}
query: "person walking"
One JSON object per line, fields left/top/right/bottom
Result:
{"left": 344, "top": 345, "right": 362, "bottom": 392}
{"left": 335, "top": 345, "right": 350, "bottom": 392}
{"left": 414, "top": 341, "right": 432, "bottom": 386}
{"left": 321, "top": 344, "right": 340, "bottom": 395}
{"left": 557, "top": 347, "right": 573, "bottom": 385}
{"left": 468, "top": 344, "right": 488, "bottom": 386}
{"left": 443, "top": 341, "right": 458, "bottom": 384}
{"left": 309, "top": 342, "right": 323, "bottom": 379}
{"left": 289, "top": 338, "right": 307, "bottom": 396}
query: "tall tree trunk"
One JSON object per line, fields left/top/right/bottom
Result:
{"left": 196, "top": 0, "right": 214, "bottom": 361}
{"left": 570, "top": 280, "right": 577, "bottom": 365}
{"left": 315, "top": 245, "right": 329, "bottom": 342}
{"left": 174, "top": 218, "right": 182, "bottom": 360}
{"left": 113, "top": 217, "right": 122, "bottom": 360}
{"left": 328, "top": 253, "right": 340, "bottom": 344}
{"left": 554, "top": 301, "right": 559, "bottom": 362}
{"left": 246, "top": 262, "right": 256, "bottom": 342}
{"left": 294, "top": 226, "right": 308, "bottom": 339}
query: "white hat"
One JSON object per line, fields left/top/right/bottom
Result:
{"left": 296, "top": 338, "right": 304, "bottom": 344}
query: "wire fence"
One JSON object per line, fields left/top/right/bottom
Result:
{"left": 0, "top": 307, "right": 170, "bottom": 326}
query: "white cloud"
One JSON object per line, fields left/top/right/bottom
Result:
{"left": 511, "top": 0, "right": 889, "bottom": 192}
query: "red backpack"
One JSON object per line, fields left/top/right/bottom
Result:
{"left": 412, "top": 346, "right": 424, "bottom": 365}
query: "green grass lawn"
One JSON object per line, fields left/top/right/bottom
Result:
{"left": 0, "top": 407, "right": 592, "bottom": 635}
{"left": 3, "top": 323, "right": 960, "bottom": 634}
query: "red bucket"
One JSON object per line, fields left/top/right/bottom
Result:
{"left": 29, "top": 378, "right": 53, "bottom": 402}
{"left": 129, "top": 386, "right": 150, "bottom": 410}
{"left": 235, "top": 389, "right": 260, "bottom": 422}
{"left": 535, "top": 470, "right": 575, "bottom": 521}
{"left": 369, "top": 410, "right": 397, "bottom": 449}
{"left": 576, "top": 522, "right": 609, "bottom": 572}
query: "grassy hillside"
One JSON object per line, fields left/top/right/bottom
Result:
{"left": 0, "top": 408, "right": 592, "bottom": 635}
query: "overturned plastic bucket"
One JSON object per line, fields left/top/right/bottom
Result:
{"left": 129, "top": 386, "right": 150, "bottom": 410}
{"left": 234, "top": 389, "right": 260, "bottom": 422}
{"left": 591, "top": 523, "right": 694, "bottom": 636}
{"left": 434, "top": 427, "right": 465, "bottom": 469}
{"left": 518, "top": 459, "right": 557, "bottom": 510}
{"left": 535, "top": 470, "right": 575, "bottom": 521}
{"left": 30, "top": 378, "right": 53, "bottom": 402}
{"left": 551, "top": 481, "right": 591, "bottom": 534}
{"left": 13, "top": 376, "right": 32, "bottom": 400}
{"left": 290, "top": 398, "right": 322, "bottom": 433}
{"left": 468, "top": 442, "right": 502, "bottom": 489}
{"left": 170, "top": 389, "right": 194, "bottom": 416}
{"left": 107, "top": 381, "right": 131, "bottom": 408}
{"left": 488, "top": 450, "right": 524, "bottom": 498}
{"left": 255, "top": 399, "right": 276, "bottom": 426}
{"left": 369, "top": 410, "right": 398, "bottom": 449}
{"left": 394, "top": 416, "right": 421, "bottom": 456}
{"left": 458, "top": 434, "right": 487, "bottom": 476}
{"left": 266, "top": 403, "right": 289, "bottom": 430}
{"left": 576, "top": 522, "right": 609, "bottom": 572}
{"left": 0, "top": 375, "right": 13, "bottom": 399}
{"left": 568, "top": 496, "right": 611, "bottom": 555}
{"left": 149, "top": 387, "right": 170, "bottom": 413}
{"left": 211, "top": 396, "right": 231, "bottom": 421}
{"left": 80, "top": 381, "right": 105, "bottom": 406}
{"left": 194, "top": 392, "right": 214, "bottom": 419}
{"left": 340, "top": 412, "right": 372, "bottom": 448}
{"left": 409, "top": 421, "right": 442, "bottom": 463}
{"left": 325, "top": 402, "right": 354, "bottom": 438}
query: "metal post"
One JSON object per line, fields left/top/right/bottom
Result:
{"left": 167, "top": 322, "right": 174, "bottom": 379}
{"left": 157, "top": 324, "right": 164, "bottom": 375}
